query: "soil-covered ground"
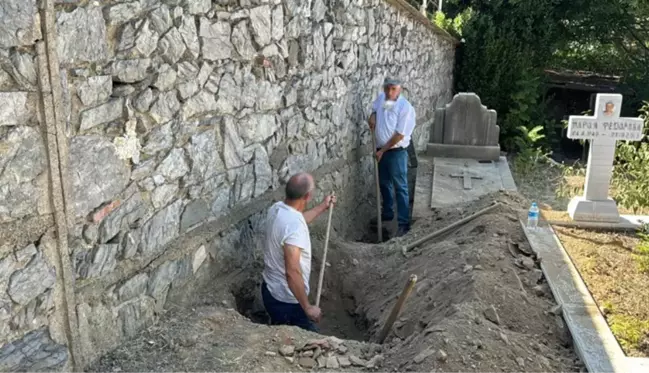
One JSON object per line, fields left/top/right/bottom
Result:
{"left": 90, "top": 191, "right": 583, "bottom": 372}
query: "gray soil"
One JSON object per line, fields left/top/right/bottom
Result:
{"left": 89, "top": 191, "right": 584, "bottom": 372}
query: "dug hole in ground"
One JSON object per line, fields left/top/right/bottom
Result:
{"left": 91, "top": 191, "right": 584, "bottom": 372}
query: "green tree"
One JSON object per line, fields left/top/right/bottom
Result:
{"left": 453, "top": 0, "right": 564, "bottom": 148}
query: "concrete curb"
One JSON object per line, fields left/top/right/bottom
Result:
{"left": 521, "top": 223, "right": 649, "bottom": 373}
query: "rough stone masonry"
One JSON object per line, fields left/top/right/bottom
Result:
{"left": 0, "top": 0, "right": 456, "bottom": 370}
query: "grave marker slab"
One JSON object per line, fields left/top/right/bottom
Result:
{"left": 430, "top": 157, "right": 517, "bottom": 208}
{"left": 566, "top": 94, "right": 645, "bottom": 223}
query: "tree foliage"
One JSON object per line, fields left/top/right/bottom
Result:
{"left": 551, "top": 0, "right": 649, "bottom": 106}
{"left": 449, "top": 0, "right": 565, "bottom": 148}
{"left": 433, "top": 0, "right": 649, "bottom": 149}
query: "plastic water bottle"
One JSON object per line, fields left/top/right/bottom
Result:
{"left": 527, "top": 202, "right": 539, "bottom": 229}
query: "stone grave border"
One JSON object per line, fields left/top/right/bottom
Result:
{"left": 521, "top": 222, "right": 649, "bottom": 373}
{"left": 547, "top": 215, "right": 649, "bottom": 231}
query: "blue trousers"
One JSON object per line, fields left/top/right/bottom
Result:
{"left": 378, "top": 148, "right": 410, "bottom": 229}
{"left": 261, "top": 282, "right": 318, "bottom": 332}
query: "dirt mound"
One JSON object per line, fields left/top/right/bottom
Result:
{"left": 89, "top": 191, "right": 584, "bottom": 372}
{"left": 323, "top": 191, "right": 581, "bottom": 371}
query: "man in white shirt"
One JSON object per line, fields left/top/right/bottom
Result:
{"left": 261, "top": 172, "right": 336, "bottom": 332}
{"left": 368, "top": 78, "right": 416, "bottom": 237}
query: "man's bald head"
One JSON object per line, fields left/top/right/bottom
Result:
{"left": 285, "top": 172, "right": 315, "bottom": 201}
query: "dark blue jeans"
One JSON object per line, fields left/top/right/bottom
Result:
{"left": 378, "top": 147, "right": 410, "bottom": 229}
{"left": 261, "top": 282, "right": 318, "bottom": 332}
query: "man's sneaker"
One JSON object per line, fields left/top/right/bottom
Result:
{"left": 395, "top": 226, "right": 410, "bottom": 238}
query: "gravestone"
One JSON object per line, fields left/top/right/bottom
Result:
{"left": 428, "top": 93, "right": 500, "bottom": 161}
{"left": 566, "top": 93, "right": 645, "bottom": 222}
{"left": 430, "top": 157, "right": 517, "bottom": 209}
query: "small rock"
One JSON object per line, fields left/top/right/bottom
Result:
{"left": 555, "top": 315, "right": 573, "bottom": 347}
{"left": 312, "top": 346, "right": 322, "bottom": 360}
{"left": 326, "top": 356, "right": 340, "bottom": 369}
{"left": 413, "top": 348, "right": 434, "bottom": 364}
{"left": 533, "top": 283, "right": 550, "bottom": 297}
{"left": 436, "top": 350, "right": 448, "bottom": 362}
{"left": 337, "top": 345, "right": 348, "bottom": 354}
{"left": 463, "top": 264, "right": 473, "bottom": 273}
{"left": 301, "top": 350, "right": 314, "bottom": 357}
{"left": 301, "top": 338, "right": 330, "bottom": 350}
{"left": 338, "top": 356, "right": 351, "bottom": 368}
{"left": 499, "top": 332, "right": 509, "bottom": 345}
{"left": 521, "top": 256, "right": 535, "bottom": 270}
{"left": 352, "top": 258, "right": 359, "bottom": 266}
{"left": 327, "top": 336, "right": 344, "bottom": 344}
{"left": 516, "top": 357, "right": 525, "bottom": 368}
{"left": 474, "top": 264, "right": 484, "bottom": 270}
{"left": 483, "top": 305, "right": 501, "bottom": 325}
{"left": 279, "top": 344, "right": 295, "bottom": 357}
{"left": 549, "top": 304, "right": 562, "bottom": 316}
{"left": 265, "top": 351, "right": 277, "bottom": 356}
{"left": 538, "top": 355, "right": 551, "bottom": 369}
{"left": 316, "top": 356, "right": 326, "bottom": 368}
{"left": 298, "top": 357, "right": 316, "bottom": 368}
{"left": 349, "top": 355, "right": 367, "bottom": 367}
{"left": 325, "top": 262, "right": 331, "bottom": 267}
{"left": 528, "top": 268, "right": 544, "bottom": 284}
{"left": 366, "top": 354, "right": 384, "bottom": 369}
{"left": 285, "top": 356, "right": 294, "bottom": 363}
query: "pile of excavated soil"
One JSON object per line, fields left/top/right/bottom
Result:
{"left": 90, "top": 191, "right": 584, "bottom": 372}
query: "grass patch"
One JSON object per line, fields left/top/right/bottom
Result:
{"left": 633, "top": 237, "right": 649, "bottom": 274}
{"left": 608, "top": 314, "right": 649, "bottom": 354}
{"left": 551, "top": 227, "right": 649, "bottom": 357}
{"left": 510, "top": 156, "right": 649, "bottom": 357}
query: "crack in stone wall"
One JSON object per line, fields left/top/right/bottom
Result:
{"left": 0, "top": 0, "right": 456, "bottom": 370}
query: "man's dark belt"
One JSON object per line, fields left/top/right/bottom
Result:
{"left": 376, "top": 147, "right": 407, "bottom": 153}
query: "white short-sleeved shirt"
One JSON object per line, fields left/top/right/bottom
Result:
{"left": 262, "top": 201, "right": 312, "bottom": 304}
{"left": 372, "top": 92, "right": 416, "bottom": 149}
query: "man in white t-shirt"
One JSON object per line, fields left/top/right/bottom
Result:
{"left": 261, "top": 172, "right": 336, "bottom": 332}
{"left": 368, "top": 77, "right": 416, "bottom": 237}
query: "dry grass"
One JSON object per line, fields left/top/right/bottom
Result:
{"left": 553, "top": 227, "right": 649, "bottom": 357}
{"left": 511, "top": 154, "right": 649, "bottom": 357}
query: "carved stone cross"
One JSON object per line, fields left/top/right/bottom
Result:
{"left": 566, "top": 93, "right": 645, "bottom": 222}
{"left": 451, "top": 170, "right": 483, "bottom": 190}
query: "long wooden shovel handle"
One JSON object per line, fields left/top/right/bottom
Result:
{"left": 370, "top": 131, "right": 382, "bottom": 242}
{"left": 315, "top": 191, "right": 335, "bottom": 308}
{"left": 378, "top": 274, "right": 417, "bottom": 343}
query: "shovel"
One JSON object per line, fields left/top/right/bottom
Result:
{"left": 315, "top": 191, "right": 335, "bottom": 308}
{"left": 370, "top": 129, "right": 383, "bottom": 242}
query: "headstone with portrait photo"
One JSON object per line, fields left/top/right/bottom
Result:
{"left": 566, "top": 93, "right": 645, "bottom": 222}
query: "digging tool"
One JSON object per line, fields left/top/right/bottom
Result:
{"left": 404, "top": 202, "right": 501, "bottom": 253}
{"left": 378, "top": 274, "right": 417, "bottom": 343}
{"left": 315, "top": 191, "right": 335, "bottom": 308}
{"left": 370, "top": 129, "right": 383, "bottom": 242}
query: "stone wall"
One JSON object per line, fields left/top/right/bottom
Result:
{"left": 0, "top": 0, "right": 456, "bottom": 370}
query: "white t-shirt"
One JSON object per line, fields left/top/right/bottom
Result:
{"left": 262, "top": 201, "right": 312, "bottom": 304}
{"left": 372, "top": 92, "right": 416, "bottom": 149}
